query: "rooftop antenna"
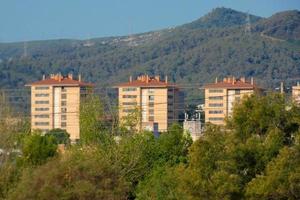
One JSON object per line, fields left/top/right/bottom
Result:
{"left": 22, "top": 41, "right": 28, "bottom": 58}
{"left": 245, "top": 11, "right": 252, "bottom": 34}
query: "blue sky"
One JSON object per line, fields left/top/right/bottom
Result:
{"left": 0, "top": 0, "right": 299, "bottom": 42}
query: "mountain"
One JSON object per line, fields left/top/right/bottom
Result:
{"left": 255, "top": 10, "right": 300, "bottom": 40}
{"left": 0, "top": 7, "right": 299, "bottom": 104}
{"left": 182, "top": 7, "right": 262, "bottom": 29}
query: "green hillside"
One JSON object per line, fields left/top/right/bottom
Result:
{"left": 0, "top": 7, "right": 299, "bottom": 103}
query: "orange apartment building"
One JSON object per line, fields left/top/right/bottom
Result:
{"left": 116, "top": 75, "right": 182, "bottom": 132}
{"left": 292, "top": 82, "right": 300, "bottom": 104}
{"left": 26, "top": 73, "right": 94, "bottom": 141}
{"left": 204, "top": 76, "right": 258, "bottom": 125}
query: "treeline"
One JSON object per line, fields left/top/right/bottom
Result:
{"left": 0, "top": 93, "right": 300, "bottom": 199}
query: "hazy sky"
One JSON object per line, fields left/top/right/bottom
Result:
{"left": 0, "top": 0, "right": 299, "bottom": 42}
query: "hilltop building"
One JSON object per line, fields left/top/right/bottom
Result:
{"left": 204, "top": 76, "right": 258, "bottom": 126}
{"left": 26, "top": 73, "right": 94, "bottom": 141}
{"left": 292, "top": 82, "right": 300, "bottom": 104}
{"left": 116, "top": 75, "right": 183, "bottom": 132}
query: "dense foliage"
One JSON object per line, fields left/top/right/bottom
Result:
{"left": 1, "top": 93, "right": 300, "bottom": 199}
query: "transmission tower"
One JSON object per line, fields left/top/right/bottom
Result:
{"left": 245, "top": 12, "right": 252, "bottom": 34}
{"left": 23, "top": 41, "right": 28, "bottom": 58}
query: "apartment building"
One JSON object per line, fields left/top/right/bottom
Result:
{"left": 116, "top": 75, "right": 182, "bottom": 132}
{"left": 292, "top": 83, "right": 300, "bottom": 104}
{"left": 204, "top": 77, "right": 257, "bottom": 125}
{"left": 26, "top": 73, "right": 93, "bottom": 141}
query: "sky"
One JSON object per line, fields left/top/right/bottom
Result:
{"left": 0, "top": 0, "right": 299, "bottom": 43}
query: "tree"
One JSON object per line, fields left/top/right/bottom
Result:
{"left": 20, "top": 132, "right": 58, "bottom": 166}
{"left": 227, "top": 93, "right": 300, "bottom": 142}
{"left": 178, "top": 125, "right": 242, "bottom": 200}
{"left": 119, "top": 107, "right": 142, "bottom": 135}
{"left": 8, "top": 147, "right": 129, "bottom": 200}
{"left": 45, "top": 129, "right": 70, "bottom": 145}
{"left": 246, "top": 139, "right": 300, "bottom": 199}
{"left": 80, "top": 94, "right": 106, "bottom": 145}
{"left": 156, "top": 124, "right": 192, "bottom": 165}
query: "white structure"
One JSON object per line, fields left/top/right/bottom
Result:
{"left": 183, "top": 110, "right": 203, "bottom": 141}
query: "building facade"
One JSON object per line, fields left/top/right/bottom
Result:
{"left": 292, "top": 83, "right": 300, "bottom": 104}
{"left": 204, "top": 77, "right": 257, "bottom": 125}
{"left": 116, "top": 75, "right": 182, "bottom": 132}
{"left": 26, "top": 74, "right": 93, "bottom": 141}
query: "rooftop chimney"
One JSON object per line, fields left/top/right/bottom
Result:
{"left": 78, "top": 74, "right": 82, "bottom": 82}
{"left": 280, "top": 82, "right": 284, "bottom": 94}
{"left": 155, "top": 75, "right": 160, "bottom": 82}
{"left": 42, "top": 74, "right": 45, "bottom": 80}
{"left": 129, "top": 76, "right": 132, "bottom": 82}
{"left": 297, "top": 82, "right": 300, "bottom": 86}
{"left": 68, "top": 73, "right": 73, "bottom": 80}
{"left": 251, "top": 77, "right": 254, "bottom": 85}
{"left": 215, "top": 77, "right": 218, "bottom": 83}
{"left": 240, "top": 77, "right": 245, "bottom": 83}
{"left": 165, "top": 75, "right": 168, "bottom": 83}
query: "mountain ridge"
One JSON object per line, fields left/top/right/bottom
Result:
{"left": 0, "top": 7, "right": 299, "bottom": 104}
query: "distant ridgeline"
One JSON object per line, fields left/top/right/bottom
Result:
{"left": 0, "top": 7, "right": 299, "bottom": 103}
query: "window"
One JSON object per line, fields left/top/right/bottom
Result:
{"left": 35, "top": 100, "right": 49, "bottom": 104}
{"left": 209, "top": 96, "right": 223, "bottom": 100}
{"left": 208, "top": 117, "right": 224, "bottom": 121}
{"left": 61, "top": 108, "right": 67, "bottom": 113}
{"left": 148, "top": 89, "right": 154, "bottom": 94}
{"left": 149, "top": 102, "right": 154, "bottom": 107}
{"left": 168, "top": 95, "right": 173, "bottom": 99}
{"left": 209, "top": 89, "right": 223, "bottom": 93}
{"left": 35, "top": 86, "right": 49, "bottom": 90}
{"left": 149, "top": 109, "right": 154, "bottom": 115}
{"left": 35, "top": 122, "right": 49, "bottom": 126}
{"left": 122, "top": 88, "right": 137, "bottom": 92}
{"left": 61, "top": 122, "right": 67, "bottom": 127}
{"left": 34, "top": 114, "right": 49, "bottom": 118}
{"left": 35, "top": 107, "right": 49, "bottom": 111}
{"left": 61, "top": 115, "right": 67, "bottom": 120}
{"left": 149, "top": 116, "right": 154, "bottom": 121}
{"left": 61, "top": 87, "right": 67, "bottom": 92}
{"left": 149, "top": 95, "right": 154, "bottom": 101}
{"left": 61, "top": 94, "right": 67, "bottom": 99}
{"left": 209, "top": 103, "right": 223, "bottom": 107}
{"left": 235, "top": 90, "right": 241, "bottom": 95}
{"left": 122, "top": 102, "right": 137, "bottom": 106}
{"left": 61, "top": 101, "right": 67, "bottom": 106}
{"left": 123, "top": 109, "right": 135, "bottom": 113}
{"left": 35, "top": 93, "right": 49, "bottom": 97}
{"left": 209, "top": 110, "right": 223, "bottom": 114}
{"left": 123, "top": 95, "right": 137, "bottom": 98}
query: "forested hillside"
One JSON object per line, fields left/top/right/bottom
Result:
{"left": 0, "top": 7, "right": 299, "bottom": 99}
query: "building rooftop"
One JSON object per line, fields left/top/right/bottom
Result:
{"left": 26, "top": 73, "right": 94, "bottom": 87}
{"left": 204, "top": 77, "right": 257, "bottom": 89}
{"left": 116, "top": 75, "right": 177, "bottom": 88}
